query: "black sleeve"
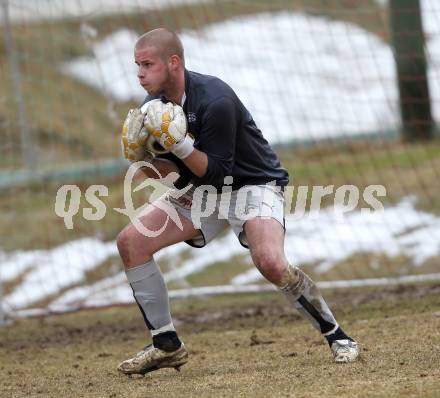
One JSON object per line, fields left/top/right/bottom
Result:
{"left": 192, "top": 97, "right": 237, "bottom": 188}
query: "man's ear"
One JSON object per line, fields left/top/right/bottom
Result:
{"left": 168, "top": 55, "right": 181, "bottom": 70}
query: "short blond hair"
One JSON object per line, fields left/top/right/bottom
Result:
{"left": 136, "top": 28, "right": 184, "bottom": 64}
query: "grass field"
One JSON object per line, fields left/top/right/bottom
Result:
{"left": 1, "top": 284, "right": 439, "bottom": 398}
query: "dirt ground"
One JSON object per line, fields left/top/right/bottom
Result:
{"left": 0, "top": 284, "right": 439, "bottom": 398}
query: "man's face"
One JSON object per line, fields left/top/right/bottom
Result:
{"left": 134, "top": 45, "right": 169, "bottom": 96}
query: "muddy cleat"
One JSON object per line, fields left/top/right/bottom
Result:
{"left": 331, "top": 339, "right": 359, "bottom": 363}
{"left": 117, "top": 344, "right": 189, "bottom": 375}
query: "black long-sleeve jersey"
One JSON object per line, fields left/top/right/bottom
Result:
{"left": 144, "top": 69, "right": 289, "bottom": 191}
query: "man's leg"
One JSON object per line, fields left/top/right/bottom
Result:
{"left": 244, "top": 217, "right": 359, "bottom": 363}
{"left": 116, "top": 202, "right": 200, "bottom": 374}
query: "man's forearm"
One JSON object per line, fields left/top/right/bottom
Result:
{"left": 181, "top": 148, "right": 208, "bottom": 177}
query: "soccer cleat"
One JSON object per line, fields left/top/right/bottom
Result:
{"left": 330, "top": 339, "right": 359, "bottom": 363}
{"left": 117, "top": 343, "right": 189, "bottom": 375}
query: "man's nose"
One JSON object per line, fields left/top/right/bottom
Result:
{"left": 137, "top": 65, "right": 144, "bottom": 78}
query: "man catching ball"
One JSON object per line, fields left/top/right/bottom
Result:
{"left": 117, "top": 28, "right": 359, "bottom": 376}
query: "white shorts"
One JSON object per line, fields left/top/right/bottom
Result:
{"left": 157, "top": 184, "right": 285, "bottom": 248}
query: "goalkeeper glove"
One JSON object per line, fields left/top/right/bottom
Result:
{"left": 144, "top": 100, "right": 194, "bottom": 159}
{"left": 121, "top": 107, "right": 154, "bottom": 162}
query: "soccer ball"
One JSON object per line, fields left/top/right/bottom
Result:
{"left": 144, "top": 133, "right": 169, "bottom": 155}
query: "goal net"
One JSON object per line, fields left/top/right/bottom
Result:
{"left": 1, "top": 0, "right": 439, "bottom": 317}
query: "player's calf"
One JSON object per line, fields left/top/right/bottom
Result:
{"left": 279, "top": 264, "right": 359, "bottom": 363}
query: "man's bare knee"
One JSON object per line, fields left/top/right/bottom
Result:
{"left": 252, "top": 249, "right": 286, "bottom": 284}
{"left": 117, "top": 226, "right": 155, "bottom": 268}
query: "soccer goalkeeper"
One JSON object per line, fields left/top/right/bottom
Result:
{"left": 117, "top": 28, "right": 359, "bottom": 375}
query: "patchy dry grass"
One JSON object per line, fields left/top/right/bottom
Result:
{"left": 0, "top": 284, "right": 439, "bottom": 398}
